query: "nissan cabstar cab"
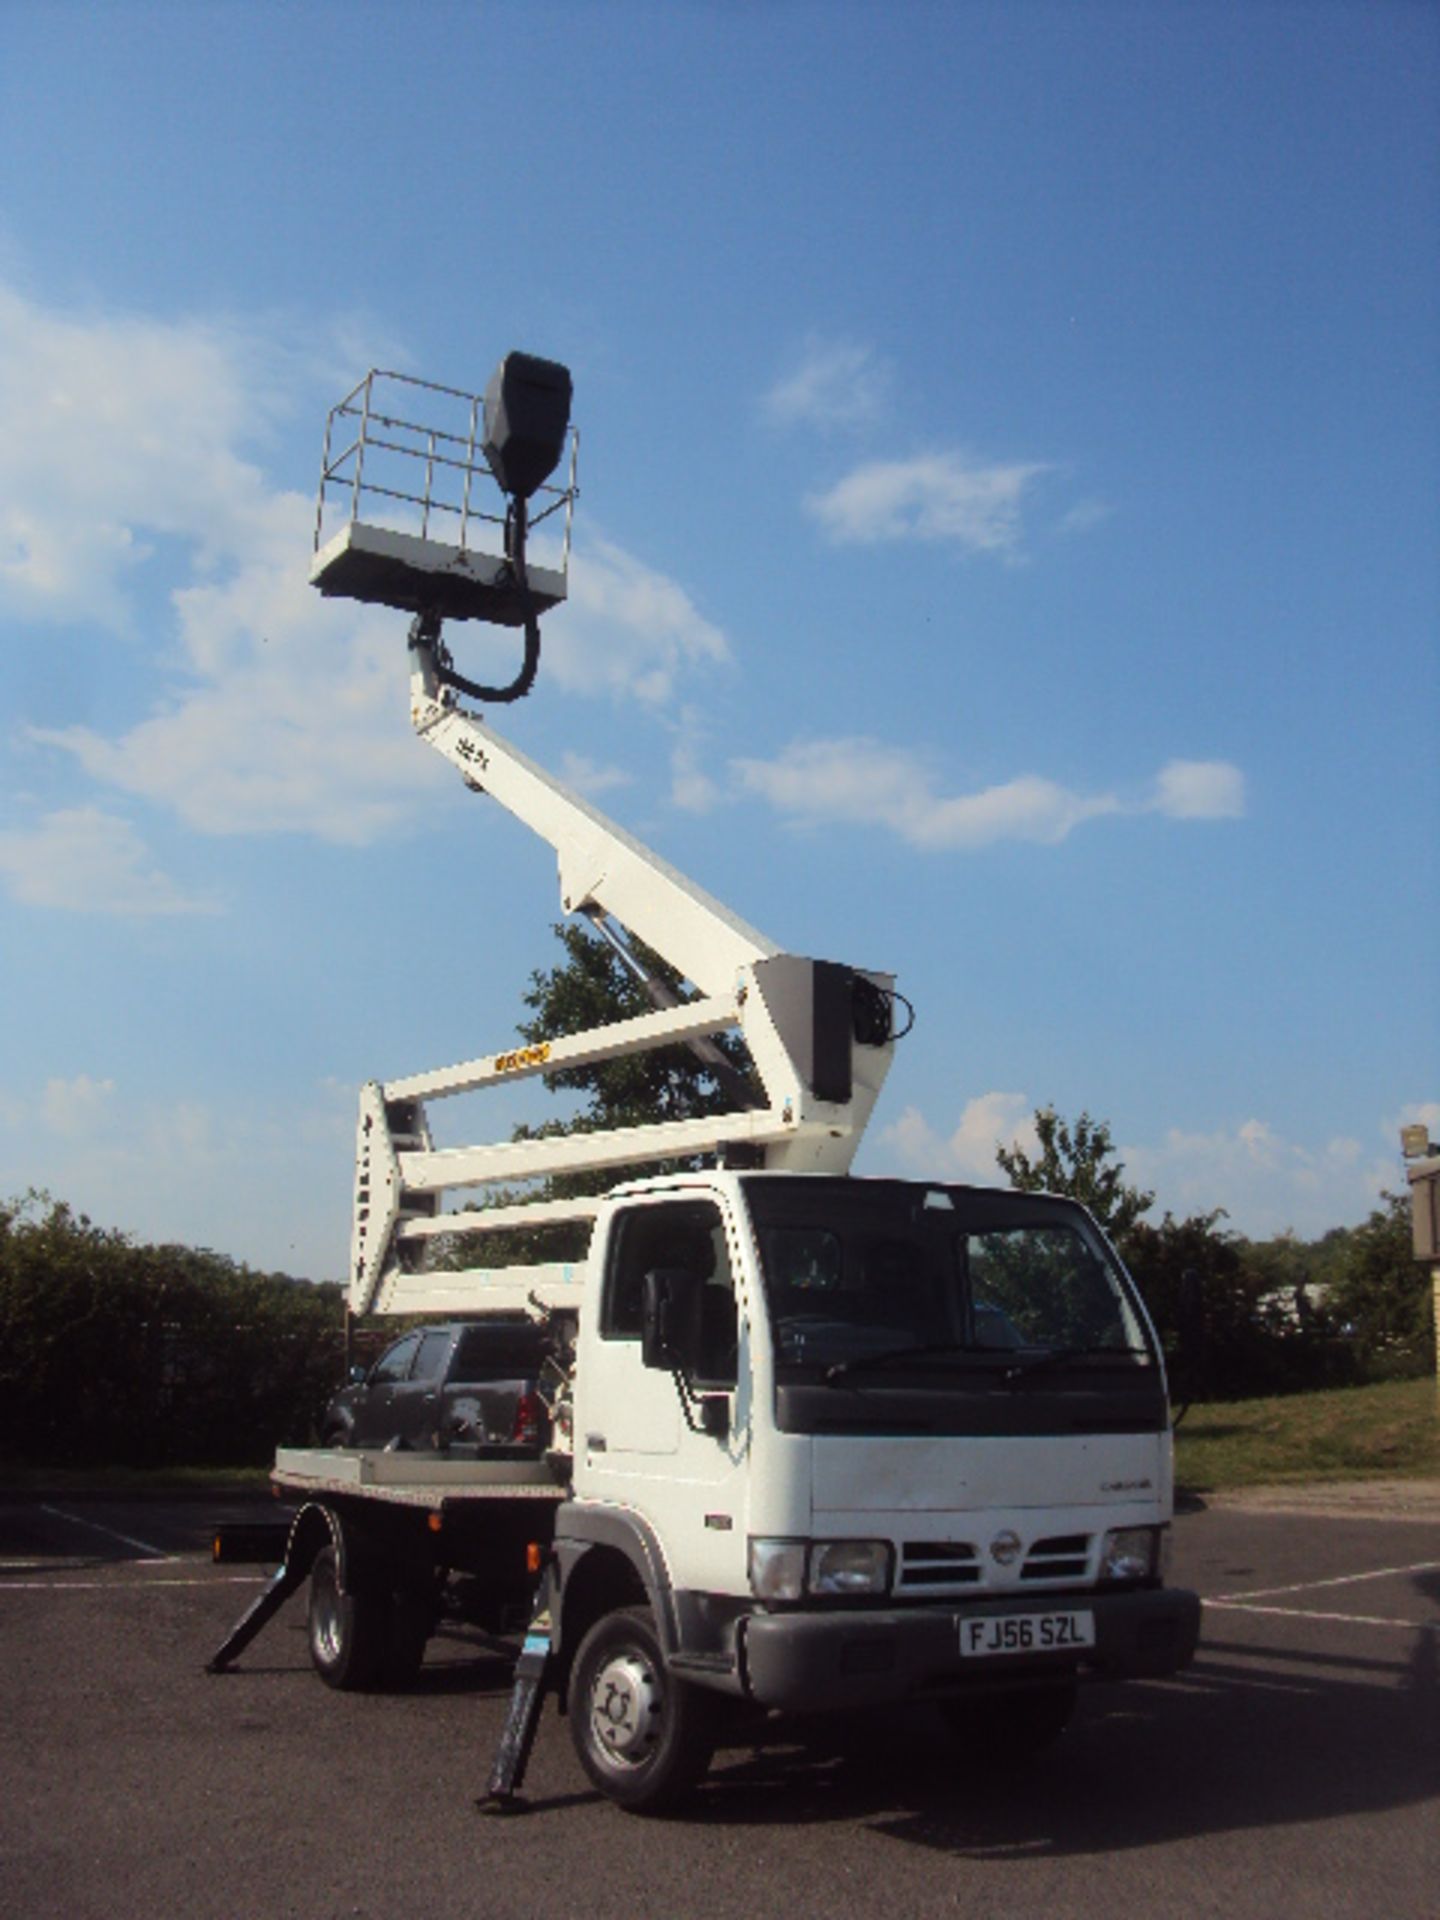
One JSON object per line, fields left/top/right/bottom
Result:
{"left": 556, "top": 1168, "right": 1196, "bottom": 1806}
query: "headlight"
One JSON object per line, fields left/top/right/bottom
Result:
{"left": 1100, "top": 1525, "right": 1163, "bottom": 1583}
{"left": 808, "top": 1539, "right": 890, "bottom": 1596}
{"left": 748, "top": 1539, "right": 807, "bottom": 1602}
{"left": 749, "top": 1537, "right": 891, "bottom": 1600}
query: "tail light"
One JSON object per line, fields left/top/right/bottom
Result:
{"left": 512, "top": 1391, "right": 542, "bottom": 1448}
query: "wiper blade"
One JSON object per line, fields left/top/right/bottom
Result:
{"left": 824, "top": 1343, "right": 984, "bottom": 1386}
{"left": 1003, "top": 1344, "right": 1149, "bottom": 1387}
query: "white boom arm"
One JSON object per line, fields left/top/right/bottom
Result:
{"left": 349, "top": 637, "right": 897, "bottom": 1316}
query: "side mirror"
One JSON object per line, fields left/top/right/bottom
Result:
{"left": 348, "top": 1364, "right": 367, "bottom": 1386}
{"left": 641, "top": 1268, "right": 705, "bottom": 1374}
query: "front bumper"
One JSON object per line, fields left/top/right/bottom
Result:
{"left": 739, "top": 1585, "right": 1201, "bottom": 1713}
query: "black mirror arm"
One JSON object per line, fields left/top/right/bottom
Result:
{"left": 669, "top": 1367, "right": 730, "bottom": 1442}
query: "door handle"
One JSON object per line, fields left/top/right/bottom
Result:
{"left": 586, "top": 1433, "right": 607, "bottom": 1453}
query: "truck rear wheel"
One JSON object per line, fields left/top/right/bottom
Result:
{"left": 307, "top": 1545, "right": 389, "bottom": 1690}
{"left": 567, "top": 1606, "right": 717, "bottom": 1814}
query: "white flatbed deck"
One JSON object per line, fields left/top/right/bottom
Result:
{"left": 271, "top": 1447, "right": 569, "bottom": 1504}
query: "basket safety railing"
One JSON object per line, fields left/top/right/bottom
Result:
{"left": 313, "top": 368, "right": 578, "bottom": 564}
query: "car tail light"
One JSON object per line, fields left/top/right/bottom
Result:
{"left": 512, "top": 1392, "right": 542, "bottom": 1448}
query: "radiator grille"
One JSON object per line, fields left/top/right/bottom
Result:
{"left": 898, "top": 1540, "right": 982, "bottom": 1592}
{"left": 1020, "top": 1534, "right": 1091, "bottom": 1581}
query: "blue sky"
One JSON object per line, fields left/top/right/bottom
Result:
{"left": 1, "top": 1, "right": 1435, "bottom": 1278}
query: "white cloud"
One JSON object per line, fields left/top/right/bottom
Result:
{"left": 32, "top": 554, "right": 440, "bottom": 843}
{"left": 32, "top": 520, "right": 723, "bottom": 841}
{"left": 880, "top": 1094, "right": 1040, "bottom": 1184}
{"left": 1, "top": 285, "right": 729, "bottom": 846}
{"left": 1150, "top": 759, "right": 1246, "bottom": 820}
{"left": 0, "top": 286, "right": 296, "bottom": 632}
{"left": 0, "top": 1073, "right": 356, "bottom": 1277}
{"left": 558, "top": 751, "right": 634, "bottom": 798}
{"left": 670, "top": 742, "right": 722, "bottom": 814}
{"left": 876, "top": 1097, "right": 1417, "bottom": 1238}
{"left": 732, "top": 737, "right": 1121, "bottom": 848}
{"left": 543, "top": 534, "right": 730, "bottom": 707}
{"left": 731, "top": 737, "right": 1248, "bottom": 851}
{"left": 764, "top": 337, "right": 892, "bottom": 430}
{"left": 1121, "top": 1119, "right": 1401, "bottom": 1237}
{"left": 1058, "top": 498, "right": 1114, "bottom": 535}
{"left": 0, "top": 807, "right": 219, "bottom": 914}
{"left": 807, "top": 452, "right": 1048, "bottom": 554}
{"left": 668, "top": 705, "right": 725, "bottom": 814}
{"left": 41, "top": 1074, "right": 116, "bottom": 1137}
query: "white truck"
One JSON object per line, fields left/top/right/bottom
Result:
{"left": 210, "top": 360, "right": 1200, "bottom": 1813}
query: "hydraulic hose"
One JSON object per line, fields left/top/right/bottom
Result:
{"left": 429, "top": 497, "right": 541, "bottom": 705}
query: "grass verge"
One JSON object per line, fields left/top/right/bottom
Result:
{"left": 1175, "top": 1375, "right": 1440, "bottom": 1492}
{"left": 0, "top": 1461, "right": 273, "bottom": 1494}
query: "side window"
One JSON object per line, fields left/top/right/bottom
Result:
{"left": 370, "top": 1333, "right": 421, "bottom": 1385}
{"left": 411, "top": 1330, "right": 453, "bottom": 1382}
{"left": 603, "top": 1200, "right": 738, "bottom": 1389}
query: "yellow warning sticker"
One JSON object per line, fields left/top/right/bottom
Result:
{"left": 493, "top": 1043, "right": 552, "bottom": 1074}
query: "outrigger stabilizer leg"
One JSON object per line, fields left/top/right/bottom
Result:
{"left": 206, "top": 1514, "right": 317, "bottom": 1673}
{"left": 477, "top": 1560, "right": 557, "bottom": 1814}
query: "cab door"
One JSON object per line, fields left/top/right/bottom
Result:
{"left": 578, "top": 1195, "right": 750, "bottom": 1592}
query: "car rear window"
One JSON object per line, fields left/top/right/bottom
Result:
{"left": 453, "top": 1324, "right": 545, "bottom": 1381}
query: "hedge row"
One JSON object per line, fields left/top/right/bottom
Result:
{"left": 0, "top": 1193, "right": 347, "bottom": 1468}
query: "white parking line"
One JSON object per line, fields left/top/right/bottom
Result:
{"left": 0, "top": 1573, "right": 264, "bottom": 1591}
{"left": 1212, "top": 1560, "right": 1440, "bottom": 1605}
{"left": 0, "top": 1558, "right": 94, "bottom": 1572}
{"left": 1205, "top": 1598, "right": 1437, "bottom": 1632}
{"left": 38, "top": 1503, "right": 175, "bottom": 1561}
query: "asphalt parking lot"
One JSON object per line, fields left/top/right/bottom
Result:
{"left": 1, "top": 1487, "right": 1436, "bottom": 1920}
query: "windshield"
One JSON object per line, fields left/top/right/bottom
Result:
{"left": 743, "top": 1177, "right": 1153, "bottom": 1381}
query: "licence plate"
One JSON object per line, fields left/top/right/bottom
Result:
{"left": 959, "top": 1610, "right": 1096, "bottom": 1657}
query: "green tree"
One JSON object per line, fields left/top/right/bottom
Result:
{"left": 515, "top": 920, "right": 759, "bottom": 1132}
{"left": 1123, "top": 1208, "right": 1238, "bottom": 1360}
{"left": 432, "top": 921, "right": 761, "bottom": 1272}
{"left": 1125, "top": 1207, "right": 1359, "bottom": 1400}
{"left": 1325, "top": 1191, "right": 1432, "bottom": 1376}
{"left": 996, "top": 1107, "right": 1155, "bottom": 1239}
{"left": 993, "top": 1111, "right": 1360, "bottom": 1398}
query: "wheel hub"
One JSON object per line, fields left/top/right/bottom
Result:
{"left": 589, "top": 1650, "right": 662, "bottom": 1766}
{"left": 312, "top": 1567, "right": 343, "bottom": 1663}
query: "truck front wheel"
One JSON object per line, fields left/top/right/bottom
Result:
{"left": 567, "top": 1606, "right": 717, "bottom": 1813}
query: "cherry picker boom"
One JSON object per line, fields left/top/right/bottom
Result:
{"left": 351, "top": 624, "right": 900, "bottom": 1321}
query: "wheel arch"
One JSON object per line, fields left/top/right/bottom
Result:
{"left": 285, "top": 1499, "right": 392, "bottom": 1597}
{"left": 284, "top": 1501, "right": 343, "bottom": 1584}
{"left": 552, "top": 1507, "right": 677, "bottom": 1702}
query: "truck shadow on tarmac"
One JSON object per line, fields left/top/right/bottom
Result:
{"left": 203, "top": 1544, "right": 1439, "bottom": 1849}
{"left": 640, "top": 1621, "right": 1439, "bottom": 1851}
